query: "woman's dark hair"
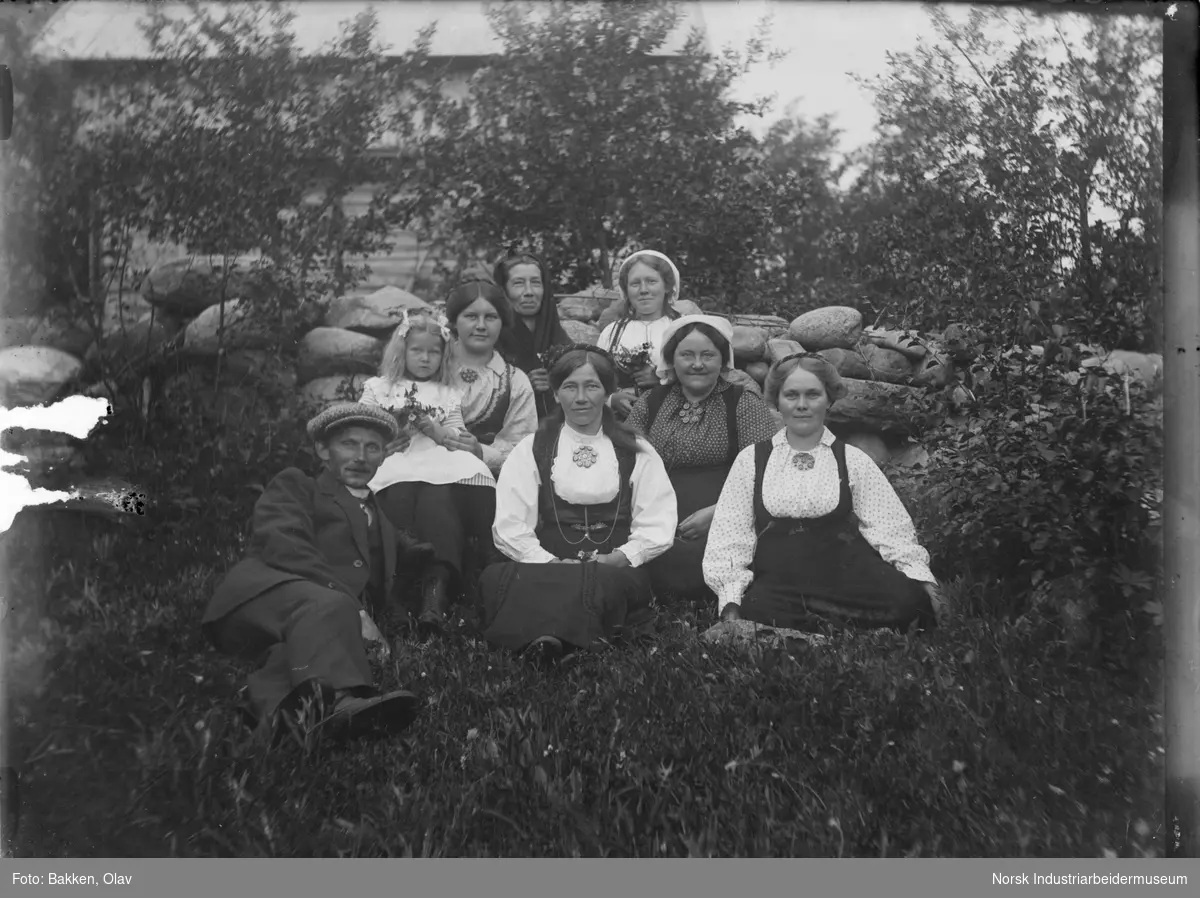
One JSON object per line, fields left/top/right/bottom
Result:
{"left": 661, "top": 321, "right": 732, "bottom": 372}
{"left": 609, "top": 252, "right": 681, "bottom": 349}
{"left": 535, "top": 345, "right": 642, "bottom": 455}
{"left": 445, "top": 277, "right": 513, "bottom": 333}
{"left": 764, "top": 353, "right": 848, "bottom": 409}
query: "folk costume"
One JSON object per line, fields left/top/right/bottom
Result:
{"left": 597, "top": 250, "right": 683, "bottom": 393}
{"left": 479, "top": 422, "right": 677, "bottom": 653}
{"left": 450, "top": 349, "right": 538, "bottom": 475}
{"left": 703, "top": 427, "right": 938, "bottom": 630}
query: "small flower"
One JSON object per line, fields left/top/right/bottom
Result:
{"left": 952, "top": 760, "right": 966, "bottom": 773}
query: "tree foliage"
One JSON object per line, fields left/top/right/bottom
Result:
{"left": 830, "top": 7, "right": 1162, "bottom": 350}
{"left": 426, "top": 0, "right": 794, "bottom": 298}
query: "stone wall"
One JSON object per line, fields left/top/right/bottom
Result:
{"left": 0, "top": 257, "right": 1164, "bottom": 479}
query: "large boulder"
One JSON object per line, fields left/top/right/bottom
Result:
{"left": 556, "top": 295, "right": 605, "bottom": 323}
{"left": 744, "top": 360, "right": 771, "bottom": 384}
{"left": 723, "top": 367, "right": 762, "bottom": 397}
{"left": 1086, "top": 349, "right": 1163, "bottom": 388}
{"left": 0, "top": 346, "right": 84, "bottom": 407}
{"left": 789, "top": 306, "right": 863, "bottom": 350}
{"left": 183, "top": 299, "right": 273, "bottom": 356}
{"left": 29, "top": 311, "right": 93, "bottom": 358}
{"left": 826, "top": 379, "right": 929, "bottom": 436}
{"left": 723, "top": 313, "right": 791, "bottom": 339}
{"left": 297, "top": 374, "right": 370, "bottom": 412}
{"left": 91, "top": 290, "right": 183, "bottom": 360}
{"left": 765, "top": 338, "right": 806, "bottom": 365}
{"left": 843, "top": 431, "right": 890, "bottom": 467}
{"left": 560, "top": 320, "right": 602, "bottom": 346}
{"left": 221, "top": 350, "right": 298, "bottom": 392}
{"left": 859, "top": 343, "right": 914, "bottom": 384}
{"left": 731, "top": 326, "right": 768, "bottom": 364}
{"left": 940, "top": 323, "right": 979, "bottom": 364}
{"left": 910, "top": 347, "right": 955, "bottom": 389}
{"left": 297, "top": 327, "right": 384, "bottom": 383}
{"left": 0, "top": 316, "right": 38, "bottom": 348}
{"left": 324, "top": 286, "right": 429, "bottom": 334}
{"left": 862, "top": 326, "right": 928, "bottom": 361}
{"left": 143, "top": 256, "right": 265, "bottom": 317}
{"left": 818, "top": 347, "right": 872, "bottom": 380}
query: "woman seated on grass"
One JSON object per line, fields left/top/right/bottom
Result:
{"left": 494, "top": 249, "right": 572, "bottom": 420}
{"left": 479, "top": 344, "right": 677, "bottom": 664}
{"left": 626, "top": 314, "right": 780, "bottom": 600}
{"left": 703, "top": 353, "right": 946, "bottom": 631}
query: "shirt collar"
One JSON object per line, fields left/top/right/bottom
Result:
{"left": 772, "top": 426, "right": 834, "bottom": 449}
{"left": 485, "top": 352, "right": 507, "bottom": 374}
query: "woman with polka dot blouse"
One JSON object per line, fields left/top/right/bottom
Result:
{"left": 702, "top": 353, "right": 946, "bottom": 630}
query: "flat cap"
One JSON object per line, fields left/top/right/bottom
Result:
{"left": 306, "top": 402, "right": 398, "bottom": 442}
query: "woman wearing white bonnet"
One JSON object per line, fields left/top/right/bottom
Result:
{"left": 625, "top": 313, "right": 780, "bottom": 599}
{"left": 598, "top": 249, "right": 684, "bottom": 418}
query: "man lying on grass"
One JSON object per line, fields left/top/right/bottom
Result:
{"left": 201, "top": 402, "right": 434, "bottom": 744}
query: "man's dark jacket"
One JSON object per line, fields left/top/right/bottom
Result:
{"left": 202, "top": 467, "right": 399, "bottom": 643}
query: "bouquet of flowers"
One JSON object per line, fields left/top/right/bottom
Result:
{"left": 392, "top": 383, "right": 440, "bottom": 431}
{"left": 610, "top": 342, "right": 655, "bottom": 387}
{"left": 538, "top": 342, "right": 608, "bottom": 373}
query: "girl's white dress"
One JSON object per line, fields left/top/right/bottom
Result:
{"left": 359, "top": 377, "right": 495, "bottom": 491}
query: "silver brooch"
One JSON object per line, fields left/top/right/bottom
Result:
{"left": 459, "top": 367, "right": 479, "bottom": 384}
{"left": 572, "top": 444, "right": 598, "bottom": 468}
{"left": 678, "top": 401, "right": 704, "bottom": 425}
{"left": 577, "top": 549, "right": 598, "bottom": 562}
{"left": 792, "top": 452, "right": 815, "bottom": 471}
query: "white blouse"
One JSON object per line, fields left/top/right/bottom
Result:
{"left": 359, "top": 377, "right": 495, "bottom": 491}
{"left": 702, "top": 427, "right": 936, "bottom": 613}
{"left": 492, "top": 425, "right": 678, "bottom": 567}
{"left": 598, "top": 315, "right": 674, "bottom": 370}
{"left": 450, "top": 350, "right": 538, "bottom": 475}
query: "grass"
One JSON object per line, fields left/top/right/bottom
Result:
{"left": 2, "top": 497, "right": 1165, "bottom": 858}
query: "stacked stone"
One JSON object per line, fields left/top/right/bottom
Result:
{"left": 295, "top": 285, "right": 431, "bottom": 412}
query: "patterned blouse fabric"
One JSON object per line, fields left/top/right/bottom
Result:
{"left": 491, "top": 427, "right": 678, "bottom": 568}
{"left": 449, "top": 350, "right": 538, "bottom": 474}
{"left": 625, "top": 379, "right": 781, "bottom": 470}
{"left": 702, "top": 427, "right": 936, "bottom": 614}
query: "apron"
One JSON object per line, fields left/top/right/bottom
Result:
{"left": 643, "top": 384, "right": 743, "bottom": 597}
{"left": 741, "top": 438, "right": 933, "bottom": 630}
{"left": 478, "top": 425, "right": 655, "bottom": 651}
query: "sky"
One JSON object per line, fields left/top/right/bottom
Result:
{"left": 697, "top": 1, "right": 1094, "bottom": 157}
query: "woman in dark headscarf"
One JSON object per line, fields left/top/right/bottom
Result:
{"left": 494, "top": 250, "right": 572, "bottom": 419}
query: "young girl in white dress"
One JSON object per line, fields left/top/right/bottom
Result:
{"left": 359, "top": 308, "right": 497, "bottom": 635}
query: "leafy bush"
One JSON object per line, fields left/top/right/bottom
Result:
{"left": 910, "top": 338, "right": 1162, "bottom": 627}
